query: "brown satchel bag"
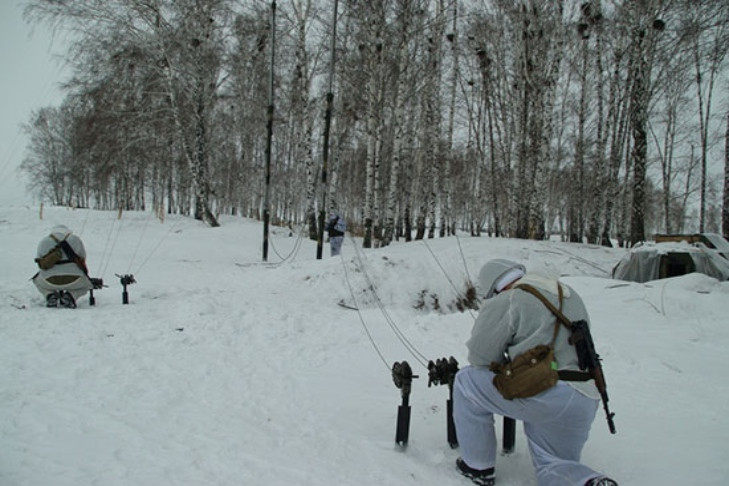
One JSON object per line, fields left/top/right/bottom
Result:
{"left": 489, "top": 344, "right": 558, "bottom": 399}
{"left": 489, "top": 284, "right": 565, "bottom": 400}
{"left": 35, "top": 246, "right": 63, "bottom": 270}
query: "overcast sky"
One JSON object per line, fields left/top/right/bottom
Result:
{"left": 0, "top": 1, "right": 69, "bottom": 206}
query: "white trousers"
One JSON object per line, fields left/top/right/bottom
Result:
{"left": 453, "top": 366, "right": 601, "bottom": 486}
{"left": 330, "top": 236, "right": 344, "bottom": 256}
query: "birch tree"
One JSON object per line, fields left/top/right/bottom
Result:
{"left": 724, "top": 112, "right": 729, "bottom": 240}
{"left": 404, "top": 0, "right": 448, "bottom": 242}
{"left": 441, "top": 0, "right": 459, "bottom": 237}
{"left": 230, "top": 7, "right": 271, "bottom": 219}
{"left": 625, "top": 0, "right": 665, "bottom": 245}
{"left": 362, "top": 0, "right": 387, "bottom": 248}
{"left": 285, "top": 0, "right": 317, "bottom": 238}
{"left": 500, "top": 1, "right": 563, "bottom": 240}
{"left": 650, "top": 41, "right": 692, "bottom": 234}
{"left": 687, "top": 3, "right": 729, "bottom": 232}
{"left": 600, "top": 26, "right": 631, "bottom": 246}
{"left": 25, "top": 0, "right": 229, "bottom": 226}
{"left": 382, "top": 0, "right": 417, "bottom": 246}
{"left": 21, "top": 107, "right": 74, "bottom": 206}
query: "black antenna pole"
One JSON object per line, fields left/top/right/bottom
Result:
{"left": 316, "top": 0, "right": 339, "bottom": 259}
{"left": 262, "top": 1, "right": 276, "bottom": 262}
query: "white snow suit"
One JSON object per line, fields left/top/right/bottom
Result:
{"left": 454, "top": 258, "right": 606, "bottom": 486}
{"left": 32, "top": 225, "right": 94, "bottom": 302}
{"left": 327, "top": 213, "right": 346, "bottom": 257}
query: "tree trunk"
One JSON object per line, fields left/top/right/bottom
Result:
{"left": 724, "top": 112, "right": 729, "bottom": 240}
{"left": 383, "top": 0, "right": 413, "bottom": 247}
{"left": 628, "top": 21, "right": 649, "bottom": 245}
{"left": 363, "top": 1, "right": 385, "bottom": 248}
{"left": 441, "top": 0, "right": 458, "bottom": 237}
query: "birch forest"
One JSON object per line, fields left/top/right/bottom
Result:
{"left": 20, "top": 0, "right": 729, "bottom": 247}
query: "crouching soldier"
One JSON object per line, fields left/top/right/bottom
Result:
{"left": 32, "top": 225, "right": 97, "bottom": 308}
{"left": 453, "top": 259, "right": 617, "bottom": 486}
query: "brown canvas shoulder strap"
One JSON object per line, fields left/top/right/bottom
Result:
{"left": 514, "top": 282, "right": 565, "bottom": 348}
{"left": 516, "top": 283, "right": 574, "bottom": 332}
{"left": 49, "top": 232, "right": 89, "bottom": 276}
{"left": 516, "top": 282, "right": 593, "bottom": 382}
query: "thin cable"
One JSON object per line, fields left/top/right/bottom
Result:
{"left": 98, "top": 213, "right": 124, "bottom": 278}
{"left": 350, "top": 236, "right": 429, "bottom": 369}
{"left": 127, "top": 210, "right": 156, "bottom": 273}
{"left": 268, "top": 223, "right": 306, "bottom": 264}
{"left": 421, "top": 238, "right": 461, "bottom": 295}
{"left": 77, "top": 207, "right": 92, "bottom": 236}
{"left": 133, "top": 216, "right": 184, "bottom": 276}
{"left": 455, "top": 233, "right": 473, "bottom": 285}
{"left": 421, "top": 237, "right": 477, "bottom": 319}
{"left": 550, "top": 246, "right": 611, "bottom": 275}
{"left": 340, "top": 254, "right": 391, "bottom": 372}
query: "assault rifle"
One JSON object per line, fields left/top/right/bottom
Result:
{"left": 516, "top": 283, "right": 616, "bottom": 434}
{"left": 569, "top": 319, "right": 616, "bottom": 434}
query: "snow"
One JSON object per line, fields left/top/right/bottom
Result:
{"left": 1, "top": 205, "right": 728, "bottom": 486}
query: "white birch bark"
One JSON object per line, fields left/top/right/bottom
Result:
{"left": 418, "top": 0, "right": 445, "bottom": 240}
{"left": 692, "top": 11, "right": 728, "bottom": 232}
{"left": 442, "top": 0, "right": 458, "bottom": 237}
{"left": 382, "top": 0, "right": 414, "bottom": 247}
{"left": 289, "top": 0, "right": 316, "bottom": 238}
{"left": 363, "top": 1, "right": 385, "bottom": 248}
{"left": 724, "top": 112, "right": 729, "bottom": 239}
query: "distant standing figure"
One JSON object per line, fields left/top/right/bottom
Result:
{"left": 326, "top": 212, "right": 346, "bottom": 257}
{"left": 32, "top": 225, "right": 94, "bottom": 308}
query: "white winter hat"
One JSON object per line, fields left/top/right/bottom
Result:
{"left": 50, "top": 224, "right": 71, "bottom": 237}
{"left": 478, "top": 259, "right": 527, "bottom": 299}
{"left": 494, "top": 267, "right": 525, "bottom": 294}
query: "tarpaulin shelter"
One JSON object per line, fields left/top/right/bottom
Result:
{"left": 654, "top": 233, "right": 729, "bottom": 260}
{"left": 612, "top": 241, "right": 729, "bottom": 283}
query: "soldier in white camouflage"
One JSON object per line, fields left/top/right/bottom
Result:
{"left": 32, "top": 225, "right": 94, "bottom": 308}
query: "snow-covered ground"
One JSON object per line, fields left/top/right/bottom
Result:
{"left": 2, "top": 205, "right": 727, "bottom": 486}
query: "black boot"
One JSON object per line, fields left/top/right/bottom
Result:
{"left": 585, "top": 477, "right": 618, "bottom": 486}
{"left": 46, "top": 292, "right": 60, "bottom": 308}
{"left": 59, "top": 291, "right": 76, "bottom": 309}
{"left": 456, "top": 458, "right": 495, "bottom": 486}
